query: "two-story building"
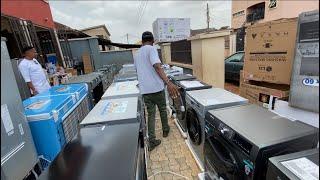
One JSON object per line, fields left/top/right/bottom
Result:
{"left": 230, "top": 0, "right": 318, "bottom": 54}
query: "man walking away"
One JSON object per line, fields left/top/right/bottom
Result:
{"left": 134, "top": 31, "right": 180, "bottom": 151}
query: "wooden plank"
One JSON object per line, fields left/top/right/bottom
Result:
{"left": 82, "top": 52, "right": 93, "bottom": 74}
{"left": 190, "top": 39, "right": 203, "bottom": 80}
{"left": 201, "top": 37, "right": 225, "bottom": 88}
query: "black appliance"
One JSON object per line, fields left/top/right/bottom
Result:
{"left": 267, "top": 148, "right": 319, "bottom": 180}
{"left": 38, "top": 122, "right": 147, "bottom": 180}
{"left": 204, "top": 104, "right": 319, "bottom": 180}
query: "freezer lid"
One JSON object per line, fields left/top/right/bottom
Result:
{"left": 169, "top": 74, "right": 196, "bottom": 81}
{"left": 80, "top": 97, "right": 139, "bottom": 126}
{"left": 65, "top": 73, "right": 101, "bottom": 84}
{"left": 23, "top": 94, "right": 76, "bottom": 121}
{"left": 38, "top": 123, "right": 141, "bottom": 180}
{"left": 208, "top": 104, "right": 319, "bottom": 148}
{"left": 186, "top": 88, "right": 248, "bottom": 108}
{"left": 102, "top": 80, "right": 139, "bottom": 99}
{"left": 36, "top": 83, "right": 88, "bottom": 100}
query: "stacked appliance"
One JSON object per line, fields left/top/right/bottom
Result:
{"left": 113, "top": 64, "right": 138, "bottom": 83}
{"left": 185, "top": 88, "right": 248, "bottom": 171}
{"left": 63, "top": 72, "right": 103, "bottom": 107}
{"left": 289, "top": 10, "right": 319, "bottom": 112}
{"left": 101, "top": 80, "right": 140, "bottom": 100}
{"left": 168, "top": 74, "right": 212, "bottom": 138}
{"left": 92, "top": 71, "right": 112, "bottom": 92}
{"left": 1, "top": 37, "right": 39, "bottom": 180}
{"left": 267, "top": 148, "right": 319, "bottom": 180}
{"left": 204, "top": 104, "right": 319, "bottom": 180}
{"left": 35, "top": 84, "right": 90, "bottom": 142}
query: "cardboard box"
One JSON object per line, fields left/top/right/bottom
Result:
{"left": 65, "top": 68, "right": 77, "bottom": 76}
{"left": 240, "top": 71, "right": 290, "bottom": 109}
{"left": 243, "top": 18, "right": 298, "bottom": 85}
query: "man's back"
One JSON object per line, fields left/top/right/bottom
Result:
{"left": 134, "top": 45, "right": 164, "bottom": 94}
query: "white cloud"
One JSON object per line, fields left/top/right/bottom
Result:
{"left": 49, "top": 1, "right": 231, "bottom": 44}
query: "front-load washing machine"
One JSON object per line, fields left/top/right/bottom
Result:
{"left": 169, "top": 77, "right": 212, "bottom": 138}
{"left": 185, "top": 88, "right": 248, "bottom": 171}
{"left": 204, "top": 104, "right": 319, "bottom": 180}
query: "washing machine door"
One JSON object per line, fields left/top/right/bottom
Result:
{"left": 186, "top": 108, "right": 202, "bottom": 145}
{"left": 204, "top": 131, "right": 244, "bottom": 180}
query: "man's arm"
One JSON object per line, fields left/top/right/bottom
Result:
{"left": 153, "top": 63, "right": 179, "bottom": 98}
{"left": 18, "top": 62, "right": 38, "bottom": 95}
{"left": 26, "top": 82, "right": 38, "bottom": 95}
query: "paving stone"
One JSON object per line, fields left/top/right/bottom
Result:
{"left": 147, "top": 112, "right": 200, "bottom": 180}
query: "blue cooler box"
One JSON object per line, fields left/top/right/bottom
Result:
{"left": 23, "top": 94, "right": 79, "bottom": 163}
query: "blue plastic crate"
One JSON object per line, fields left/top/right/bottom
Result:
{"left": 23, "top": 95, "right": 77, "bottom": 162}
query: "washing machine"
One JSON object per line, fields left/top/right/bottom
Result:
{"left": 185, "top": 88, "right": 248, "bottom": 171}
{"left": 267, "top": 148, "right": 319, "bottom": 180}
{"left": 204, "top": 104, "right": 319, "bottom": 180}
{"left": 169, "top": 77, "right": 212, "bottom": 138}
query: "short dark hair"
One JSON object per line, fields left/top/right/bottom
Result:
{"left": 22, "top": 46, "right": 34, "bottom": 53}
{"left": 142, "top": 31, "right": 154, "bottom": 42}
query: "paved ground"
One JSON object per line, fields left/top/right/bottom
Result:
{"left": 146, "top": 111, "right": 201, "bottom": 180}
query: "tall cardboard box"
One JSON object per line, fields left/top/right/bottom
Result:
{"left": 240, "top": 71, "right": 290, "bottom": 109}
{"left": 243, "top": 18, "right": 298, "bottom": 85}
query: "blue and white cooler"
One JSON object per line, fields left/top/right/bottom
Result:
{"left": 23, "top": 93, "right": 88, "bottom": 168}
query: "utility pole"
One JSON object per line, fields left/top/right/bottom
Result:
{"left": 126, "top": 33, "right": 129, "bottom": 44}
{"left": 206, "top": 3, "right": 210, "bottom": 31}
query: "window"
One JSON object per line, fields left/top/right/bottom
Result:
{"left": 233, "top": 10, "right": 245, "bottom": 17}
{"left": 268, "top": 0, "right": 277, "bottom": 9}
{"left": 225, "top": 52, "right": 244, "bottom": 62}
{"left": 246, "top": 2, "right": 265, "bottom": 23}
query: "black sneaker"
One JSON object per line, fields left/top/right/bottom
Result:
{"left": 163, "top": 127, "right": 170, "bottom": 138}
{"left": 148, "top": 139, "right": 161, "bottom": 151}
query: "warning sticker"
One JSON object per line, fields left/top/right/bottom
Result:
{"left": 1, "top": 104, "right": 14, "bottom": 135}
{"left": 281, "top": 157, "right": 319, "bottom": 180}
{"left": 101, "top": 101, "right": 128, "bottom": 115}
{"left": 180, "top": 81, "right": 204, "bottom": 88}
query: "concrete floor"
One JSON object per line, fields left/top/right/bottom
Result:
{"left": 146, "top": 82, "right": 240, "bottom": 180}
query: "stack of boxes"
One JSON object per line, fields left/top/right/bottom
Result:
{"left": 240, "top": 18, "right": 298, "bottom": 109}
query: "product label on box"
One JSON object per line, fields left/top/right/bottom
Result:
{"left": 101, "top": 101, "right": 128, "bottom": 115}
{"left": 281, "top": 157, "right": 319, "bottom": 180}
{"left": 1, "top": 104, "right": 14, "bottom": 136}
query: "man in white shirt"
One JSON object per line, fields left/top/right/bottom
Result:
{"left": 134, "top": 31, "right": 180, "bottom": 151}
{"left": 18, "top": 46, "right": 51, "bottom": 95}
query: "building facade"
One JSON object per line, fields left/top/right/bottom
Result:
{"left": 230, "top": 0, "right": 318, "bottom": 54}
{"left": 1, "top": 0, "right": 64, "bottom": 65}
{"left": 80, "top": 25, "right": 113, "bottom": 51}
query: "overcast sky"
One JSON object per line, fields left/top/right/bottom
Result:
{"left": 49, "top": 1, "right": 231, "bottom": 44}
